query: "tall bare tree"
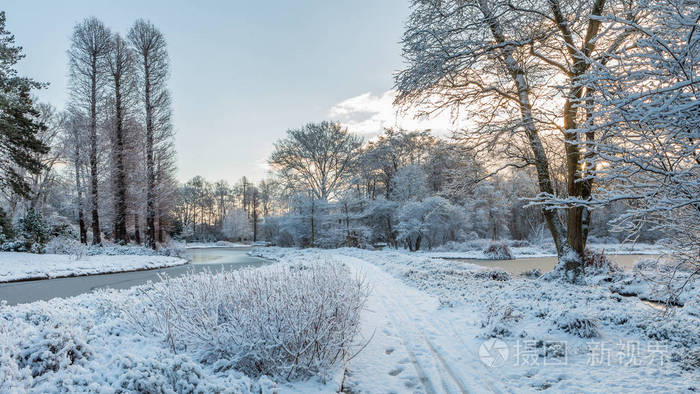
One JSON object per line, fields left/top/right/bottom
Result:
{"left": 106, "top": 33, "right": 135, "bottom": 243}
{"left": 68, "top": 17, "right": 111, "bottom": 245}
{"left": 129, "top": 19, "right": 171, "bottom": 249}
{"left": 63, "top": 109, "right": 89, "bottom": 244}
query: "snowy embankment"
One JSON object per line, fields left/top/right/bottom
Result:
{"left": 0, "top": 252, "right": 187, "bottom": 283}
{"left": 252, "top": 248, "right": 699, "bottom": 393}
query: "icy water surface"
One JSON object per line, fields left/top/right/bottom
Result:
{"left": 452, "top": 254, "right": 659, "bottom": 275}
{"left": 0, "top": 247, "right": 271, "bottom": 305}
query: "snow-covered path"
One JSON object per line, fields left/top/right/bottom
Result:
{"left": 342, "top": 255, "right": 513, "bottom": 394}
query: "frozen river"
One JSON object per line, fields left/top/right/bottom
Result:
{"left": 452, "top": 254, "right": 658, "bottom": 275}
{"left": 0, "top": 247, "right": 270, "bottom": 305}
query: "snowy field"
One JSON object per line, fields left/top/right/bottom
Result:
{"left": 1, "top": 247, "right": 697, "bottom": 392}
{"left": 0, "top": 252, "right": 187, "bottom": 283}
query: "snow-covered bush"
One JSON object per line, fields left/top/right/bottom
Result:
{"left": 45, "top": 237, "right": 88, "bottom": 260}
{"left": 396, "top": 196, "right": 466, "bottom": 251}
{"left": 474, "top": 269, "right": 510, "bottom": 281}
{"left": 483, "top": 242, "right": 514, "bottom": 260}
{"left": 678, "top": 348, "right": 700, "bottom": 371}
{"left": 126, "top": 262, "right": 369, "bottom": 381}
{"left": 555, "top": 311, "right": 599, "bottom": 338}
{"left": 0, "top": 320, "right": 32, "bottom": 391}
{"left": 114, "top": 353, "right": 271, "bottom": 393}
{"left": 481, "top": 304, "right": 522, "bottom": 338}
{"left": 17, "top": 208, "right": 50, "bottom": 253}
{"left": 521, "top": 268, "right": 543, "bottom": 279}
{"left": 582, "top": 249, "right": 621, "bottom": 277}
{"left": 14, "top": 322, "right": 91, "bottom": 378}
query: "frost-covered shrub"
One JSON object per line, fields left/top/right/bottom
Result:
{"left": 126, "top": 262, "right": 369, "bottom": 381}
{"left": 474, "top": 269, "right": 510, "bottom": 281}
{"left": 45, "top": 237, "right": 88, "bottom": 259}
{"left": 276, "top": 229, "right": 295, "bottom": 247}
{"left": 633, "top": 258, "right": 660, "bottom": 271}
{"left": 509, "top": 239, "right": 530, "bottom": 247}
{"left": 114, "top": 354, "right": 265, "bottom": 394}
{"left": 555, "top": 311, "right": 599, "bottom": 338}
{"left": 521, "top": 268, "right": 543, "bottom": 279}
{"left": 582, "top": 249, "right": 621, "bottom": 277}
{"left": 678, "top": 347, "right": 700, "bottom": 371}
{"left": 0, "top": 321, "right": 32, "bottom": 391}
{"left": 16, "top": 323, "right": 91, "bottom": 377}
{"left": 1, "top": 240, "right": 25, "bottom": 252}
{"left": 483, "top": 242, "right": 514, "bottom": 260}
{"left": 481, "top": 304, "right": 522, "bottom": 338}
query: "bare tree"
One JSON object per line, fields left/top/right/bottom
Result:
{"left": 129, "top": 19, "right": 172, "bottom": 249}
{"left": 269, "top": 121, "right": 362, "bottom": 201}
{"left": 63, "top": 110, "right": 89, "bottom": 244}
{"left": 106, "top": 33, "right": 134, "bottom": 244}
{"left": 68, "top": 17, "right": 111, "bottom": 245}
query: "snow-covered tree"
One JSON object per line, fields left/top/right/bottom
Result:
{"left": 395, "top": 0, "right": 639, "bottom": 280}
{"left": 129, "top": 19, "right": 173, "bottom": 249}
{"left": 269, "top": 121, "right": 362, "bottom": 201}
{"left": 68, "top": 17, "right": 111, "bottom": 245}
{"left": 390, "top": 164, "right": 429, "bottom": 202}
{"left": 584, "top": 0, "right": 700, "bottom": 272}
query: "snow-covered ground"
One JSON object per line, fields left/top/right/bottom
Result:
{"left": 1, "top": 247, "right": 697, "bottom": 392}
{"left": 253, "top": 248, "right": 699, "bottom": 393}
{"left": 0, "top": 252, "right": 187, "bottom": 283}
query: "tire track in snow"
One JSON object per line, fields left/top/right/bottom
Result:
{"left": 368, "top": 262, "right": 510, "bottom": 394}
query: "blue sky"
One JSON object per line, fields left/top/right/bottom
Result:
{"left": 5, "top": 1, "right": 453, "bottom": 183}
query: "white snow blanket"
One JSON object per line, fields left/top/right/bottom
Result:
{"left": 0, "top": 252, "right": 187, "bottom": 282}
{"left": 1, "top": 247, "right": 697, "bottom": 392}
{"left": 253, "top": 248, "right": 699, "bottom": 393}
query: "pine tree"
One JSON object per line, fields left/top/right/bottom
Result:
{"left": 0, "top": 11, "right": 49, "bottom": 197}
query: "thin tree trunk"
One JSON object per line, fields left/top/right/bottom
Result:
{"left": 74, "top": 152, "right": 87, "bottom": 244}
{"left": 144, "top": 60, "right": 157, "bottom": 249}
{"left": 113, "top": 76, "right": 129, "bottom": 244}
{"left": 134, "top": 213, "right": 142, "bottom": 245}
{"left": 89, "top": 58, "right": 101, "bottom": 245}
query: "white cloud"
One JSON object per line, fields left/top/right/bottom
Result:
{"left": 328, "top": 90, "right": 463, "bottom": 137}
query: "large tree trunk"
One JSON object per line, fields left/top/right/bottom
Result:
{"left": 89, "top": 60, "right": 102, "bottom": 245}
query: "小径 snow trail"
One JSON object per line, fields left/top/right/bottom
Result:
{"left": 341, "top": 253, "right": 514, "bottom": 394}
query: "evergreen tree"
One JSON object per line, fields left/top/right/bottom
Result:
{"left": 0, "top": 11, "right": 48, "bottom": 197}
